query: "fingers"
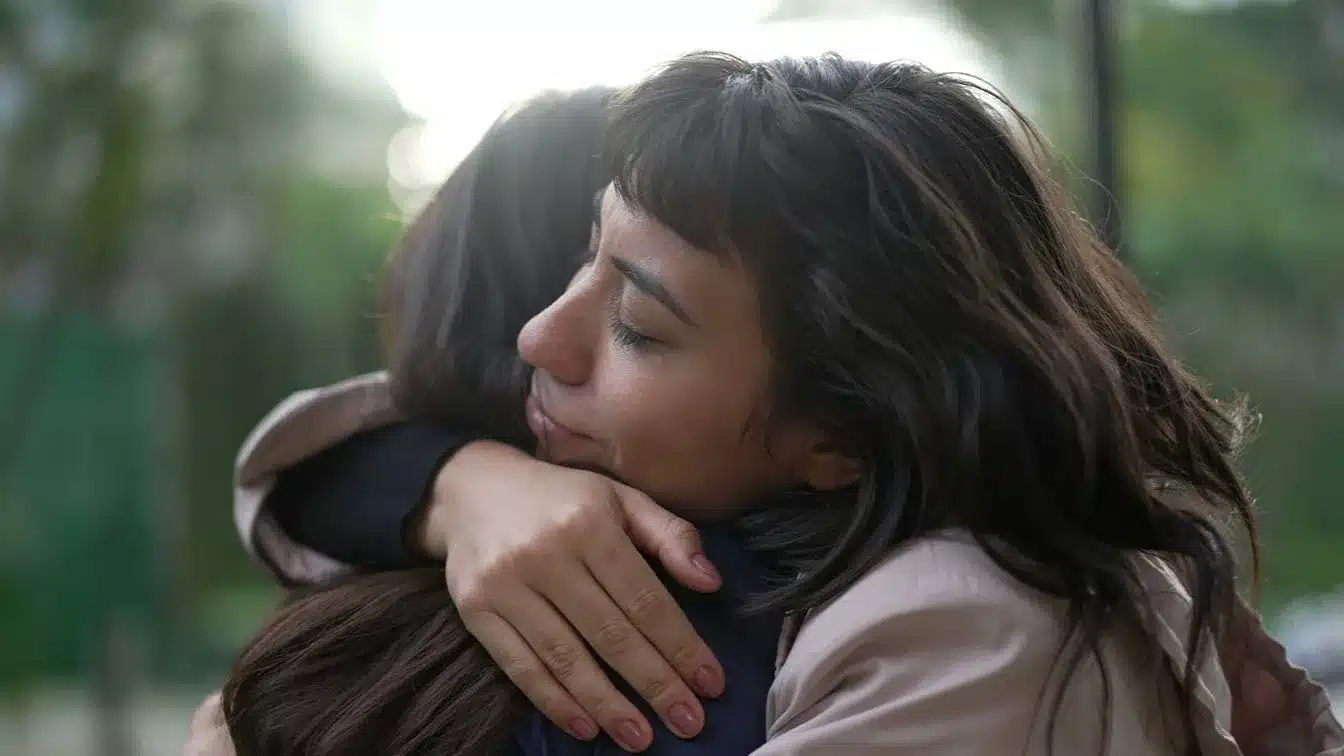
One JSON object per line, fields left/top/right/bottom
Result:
{"left": 582, "top": 529, "right": 726, "bottom": 701}
{"left": 462, "top": 609, "right": 603, "bottom": 744}
{"left": 617, "top": 485, "right": 721, "bottom": 593}
{"left": 443, "top": 469, "right": 728, "bottom": 751}
{"left": 485, "top": 591, "right": 655, "bottom": 752}
{"left": 545, "top": 560, "right": 711, "bottom": 739}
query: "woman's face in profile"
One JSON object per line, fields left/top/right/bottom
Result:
{"left": 517, "top": 187, "right": 856, "bottom": 519}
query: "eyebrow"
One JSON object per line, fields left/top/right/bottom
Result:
{"left": 610, "top": 256, "right": 697, "bottom": 327}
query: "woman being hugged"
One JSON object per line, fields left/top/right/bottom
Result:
{"left": 189, "top": 86, "right": 783, "bottom": 756}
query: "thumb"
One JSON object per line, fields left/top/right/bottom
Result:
{"left": 616, "top": 487, "right": 722, "bottom": 593}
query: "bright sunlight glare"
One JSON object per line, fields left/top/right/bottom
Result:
{"left": 373, "top": 0, "right": 999, "bottom": 213}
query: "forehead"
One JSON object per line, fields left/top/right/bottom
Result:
{"left": 599, "top": 187, "right": 761, "bottom": 327}
{"left": 600, "top": 187, "right": 694, "bottom": 254}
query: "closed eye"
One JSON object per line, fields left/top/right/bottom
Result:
{"left": 608, "top": 311, "right": 660, "bottom": 351}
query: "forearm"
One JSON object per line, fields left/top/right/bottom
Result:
{"left": 268, "top": 421, "right": 484, "bottom": 568}
{"left": 409, "top": 440, "right": 536, "bottom": 558}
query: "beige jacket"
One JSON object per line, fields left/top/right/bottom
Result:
{"left": 190, "top": 372, "right": 1343, "bottom": 756}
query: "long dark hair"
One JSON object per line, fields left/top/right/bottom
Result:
{"left": 602, "top": 52, "right": 1257, "bottom": 754}
{"left": 382, "top": 87, "right": 614, "bottom": 448}
{"left": 221, "top": 87, "right": 614, "bottom": 756}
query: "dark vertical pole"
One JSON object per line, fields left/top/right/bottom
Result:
{"left": 1085, "top": 0, "right": 1124, "bottom": 257}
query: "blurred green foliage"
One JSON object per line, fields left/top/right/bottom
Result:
{"left": 0, "top": 0, "right": 1340, "bottom": 692}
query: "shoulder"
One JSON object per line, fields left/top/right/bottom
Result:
{"left": 183, "top": 694, "right": 235, "bottom": 756}
{"left": 760, "top": 535, "right": 1209, "bottom": 754}
{"left": 235, "top": 371, "right": 398, "bottom": 486}
{"left": 761, "top": 534, "right": 1094, "bottom": 753}
{"left": 778, "top": 532, "right": 1064, "bottom": 683}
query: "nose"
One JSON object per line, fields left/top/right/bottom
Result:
{"left": 517, "top": 276, "right": 599, "bottom": 387}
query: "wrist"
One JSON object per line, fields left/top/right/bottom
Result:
{"left": 412, "top": 440, "right": 532, "bottom": 558}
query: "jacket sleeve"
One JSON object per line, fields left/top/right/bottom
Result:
{"left": 1218, "top": 599, "right": 1344, "bottom": 755}
{"left": 235, "top": 372, "right": 481, "bottom": 585}
{"left": 267, "top": 419, "right": 480, "bottom": 571}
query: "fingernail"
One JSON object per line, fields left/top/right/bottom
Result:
{"left": 567, "top": 718, "right": 598, "bottom": 740}
{"left": 615, "top": 720, "right": 647, "bottom": 752}
{"left": 693, "top": 665, "right": 724, "bottom": 698}
{"left": 668, "top": 703, "right": 699, "bottom": 738}
{"left": 690, "top": 553, "right": 720, "bottom": 582}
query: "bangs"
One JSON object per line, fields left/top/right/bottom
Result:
{"left": 601, "top": 53, "right": 825, "bottom": 262}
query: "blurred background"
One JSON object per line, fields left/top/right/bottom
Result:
{"left": 0, "top": 0, "right": 1340, "bottom": 753}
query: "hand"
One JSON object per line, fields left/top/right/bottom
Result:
{"left": 414, "top": 441, "right": 726, "bottom": 752}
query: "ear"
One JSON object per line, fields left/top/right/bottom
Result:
{"left": 799, "top": 438, "right": 863, "bottom": 491}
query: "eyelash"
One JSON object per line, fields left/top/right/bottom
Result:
{"left": 576, "top": 245, "right": 660, "bottom": 352}
{"left": 608, "top": 308, "right": 659, "bottom": 351}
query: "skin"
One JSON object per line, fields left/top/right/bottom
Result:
{"left": 420, "top": 187, "right": 858, "bottom": 752}
{"left": 518, "top": 187, "right": 837, "bottom": 518}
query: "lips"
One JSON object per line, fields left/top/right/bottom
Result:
{"left": 525, "top": 387, "right": 594, "bottom": 452}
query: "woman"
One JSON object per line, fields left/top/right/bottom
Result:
{"left": 213, "top": 53, "right": 1344, "bottom": 755}
{"left": 189, "top": 87, "right": 781, "bottom": 756}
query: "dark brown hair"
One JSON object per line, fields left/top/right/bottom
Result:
{"left": 382, "top": 87, "right": 615, "bottom": 449}
{"left": 222, "top": 570, "right": 525, "bottom": 756}
{"left": 221, "top": 87, "right": 614, "bottom": 756}
{"left": 603, "top": 52, "right": 1257, "bottom": 754}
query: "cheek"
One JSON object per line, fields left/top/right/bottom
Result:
{"left": 597, "top": 355, "right": 779, "bottom": 510}
{"left": 608, "top": 357, "right": 750, "bottom": 436}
